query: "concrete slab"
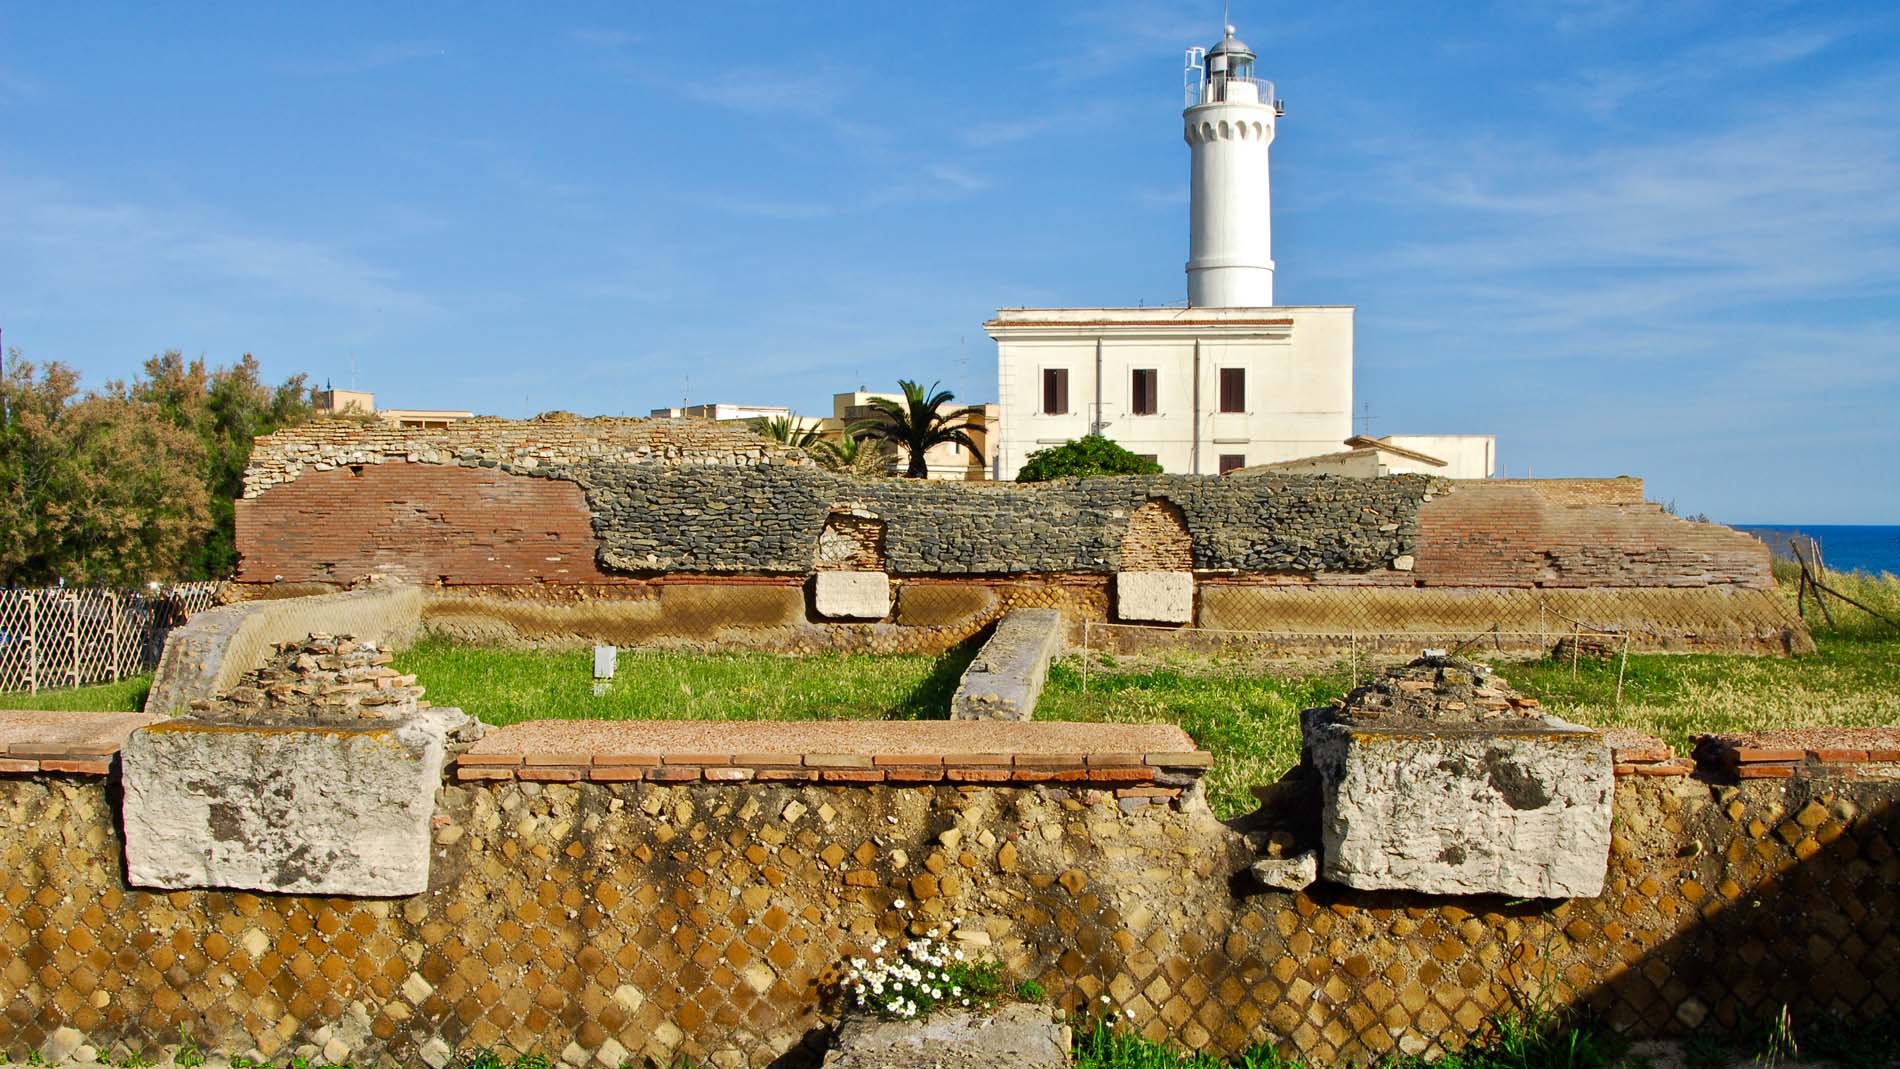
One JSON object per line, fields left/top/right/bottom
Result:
{"left": 951, "top": 609, "right": 1065, "bottom": 721}
{"left": 0, "top": 710, "right": 165, "bottom": 757}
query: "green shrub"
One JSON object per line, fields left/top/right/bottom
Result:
{"left": 1015, "top": 436, "right": 1163, "bottom": 482}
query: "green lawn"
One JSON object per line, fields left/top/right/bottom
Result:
{"left": 391, "top": 636, "right": 974, "bottom": 724}
{"left": 9, "top": 623, "right": 1896, "bottom": 824}
{"left": 0, "top": 674, "right": 150, "bottom": 712}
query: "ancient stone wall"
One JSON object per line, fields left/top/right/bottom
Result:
{"left": 1, "top": 748, "right": 1895, "bottom": 1068}
{"left": 572, "top": 465, "right": 1431, "bottom": 576}
{"left": 240, "top": 416, "right": 801, "bottom": 499}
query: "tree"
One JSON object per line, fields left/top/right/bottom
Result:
{"left": 811, "top": 431, "right": 891, "bottom": 476}
{"left": 851, "top": 380, "right": 983, "bottom": 479}
{"left": 752, "top": 415, "right": 823, "bottom": 450}
{"left": 128, "top": 351, "right": 313, "bottom": 577}
{"left": 0, "top": 355, "right": 211, "bottom": 586}
{"left": 1015, "top": 435, "right": 1162, "bottom": 483}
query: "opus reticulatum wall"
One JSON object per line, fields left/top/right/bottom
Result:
{"left": 2, "top": 729, "right": 1896, "bottom": 1068}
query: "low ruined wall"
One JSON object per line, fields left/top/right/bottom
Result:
{"left": 1, "top": 729, "right": 1896, "bottom": 1068}
{"left": 144, "top": 585, "right": 423, "bottom": 716}
{"left": 229, "top": 418, "right": 1789, "bottom": 654}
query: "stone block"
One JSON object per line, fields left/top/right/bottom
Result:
{"left": 813, "top": 571, "right": 890, "bottom": 621}
{"left": 1250, "top": 850, "right": 1319, "bottom": 892}
{"left": 593, "top": 645, "right": 618, "bottom": 680}
{"left": 121, "top": 707, "right": 481, "bottom": 896}
{"left": 822, "top": 1003, "right": 1069, "bottom": 1069}
{"left": 1115, "top": 571, "right": 1193, "bottom": 624}
{"left": 950, "top": 609, "right": 1065, "bottom": 721}
{"left": 1305, "top": 716, "right": 1612, "bottom": 897}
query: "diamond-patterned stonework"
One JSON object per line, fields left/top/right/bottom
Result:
{"left": 1, "top": 773, "right": 1896, "bottom": 1068}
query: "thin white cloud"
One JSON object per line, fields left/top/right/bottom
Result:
{"left": 274, "top": 41, "right": 449, "bottom": 77}
{"left": 0, "top": 170, "right": 439, "bottom": 321}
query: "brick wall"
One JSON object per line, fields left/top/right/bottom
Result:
{"left": 1, "top": 754, "right": 1894, "bottom": 1067}
{"left": 1472, "top": 478, "right": 1646, "bottom": 507}
{"left": 1120, "top": 499, "right": 1194, "bottom": 572}
{"left": 1411, "top": 483, "right": 1772, "bottom": 590}
{"left": 236, "top": 465, "right": 615, "bottom": 586}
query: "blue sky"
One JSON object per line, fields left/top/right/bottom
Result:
{"left": 2, "top": 2, "right": 1896, "bottom": 522}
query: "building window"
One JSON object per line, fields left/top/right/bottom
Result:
{"left": 1218, "top": 454, "right": 1246, "bottom": 474}
{"left": 1219, "top": 368, "right": 1246, "bottom": 413}
{"left": 1042, "top": 369, "right": 1069, "bottom": 415}
{"left": 1131, "top": 369, "right": 1158, "bottom": 416}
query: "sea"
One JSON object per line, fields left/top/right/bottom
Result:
{"left": 1732, "top": 525, "right": 1900, "bottom": 577}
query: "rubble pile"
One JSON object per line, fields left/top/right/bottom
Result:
{"left": 1322, "top": 654, "right": 1543, "bottom": 725}
{"left": 193, "top": 633, "right": 425, "bottom": 720}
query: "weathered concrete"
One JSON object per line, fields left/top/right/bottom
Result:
{"left": 1115, "top": 570, "right": 1194, "bottom": 624}
{"left": 120, "top": 707, "right": 481, "bottom": 896}
{"left": 1304, "top": 660, "right": 1613, "bottom": 897}
{"left": 813, "top": 571, "right": 891, "bottom": 620}
{"left": 822, "top": 1004, "right": 1070, "bottom": 1069}
{"left": 950, "top": 609, "right": 1065, "bottom": 721}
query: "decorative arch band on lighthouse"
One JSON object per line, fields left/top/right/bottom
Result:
{"left": 1185, "top": 25, "right": 1284, "bottom": 308}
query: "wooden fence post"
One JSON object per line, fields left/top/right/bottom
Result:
{"left": 67, "top": 590, "right": 81, "bottom": 688}
{"left": 108, "top": 591, "right": 122, "bottom": 681}
{"left": 25, "top": 590, "right": 38, "bottom": 695}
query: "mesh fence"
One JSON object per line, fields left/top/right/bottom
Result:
{"left": 1084, "top": 582, "right": 1806, "bottom": 662}
{"left": 0, "top": 582, "right": 225, "bottom": 694}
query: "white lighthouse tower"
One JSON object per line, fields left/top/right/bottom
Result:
{"left": 1184, "top": 25, "right": 1283, "bottom": 308}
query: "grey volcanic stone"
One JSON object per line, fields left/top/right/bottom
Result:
{"left": 1303, "top": 657, "right": 1613, "bottom": 897}
{"left": 568, "top": 463, "right": 1438, "bottom": 576}
{"left": 822, "top": 1004, "right": 1069, "bottom": 1069}
{"left": 950, "top": 609, "right": 1065, "bottom": 721}
{"left": 121, "top": 707, "right": 481, "bottom": 896}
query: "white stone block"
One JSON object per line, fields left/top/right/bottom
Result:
{"left": 593, "top": 645, "right": 617, "bottom": 680}
{"left": 813, "top": 571, "right": 890, "bottom": 620}
{"left": 1115, "top": 571, "right": 1194, "bottom": 624}
{"left": 1305, "top": 716, "right": 1612, "bottom": 897}
{"left": 121, "top": 707, "right": 479, "bottom": 896}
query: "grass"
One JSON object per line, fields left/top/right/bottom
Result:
{"left": 1036, "top": 656, "right": 1349, "bottom": 819}
{"left": 0, "top": 674, "right": 150, "bottom": 712}
{"left": 1072, "top": 1005, "right": 1627, "bottom": 1068}
{"left": 389, "top": 635, "right": 975, "bottom": 726}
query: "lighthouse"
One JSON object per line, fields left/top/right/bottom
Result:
{"left": 1184, "top": 25, "right": 1283, "bottom": 308}
{"left": 986, "top": 20, "right": 1358, "bottom": 480}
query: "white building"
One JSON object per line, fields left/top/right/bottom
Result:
{"left": 988, "top": 24, "right": 1492, "bottom": 480}
{"left": 987, "top": 306, "right": 1351, "bottom": 476}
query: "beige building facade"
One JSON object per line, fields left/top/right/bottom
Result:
{"left": 986, "top": 306, "right": 1353, "bottom": 479}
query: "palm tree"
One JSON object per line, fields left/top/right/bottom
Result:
{"left": 812, "top": 431, "right": 890, "bottom": 476}
{"left": 851, "top": 380, "right": 984, "bottom": 479}
{"left": 752, "top": 415, "right": 823, "bottom": 450}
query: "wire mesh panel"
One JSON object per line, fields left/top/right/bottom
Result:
{"left": 0, "top": 582, "right": 224, "bottom": 695}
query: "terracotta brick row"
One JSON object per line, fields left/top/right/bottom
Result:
{"left": 0, "top": 755, "right": 113, "bottom": 776}
{"left": 453, "top": 749, "right": 1212, "bottom": 786}
{"left": 1693, "top": 729, "right": 1900, "bottom": 782}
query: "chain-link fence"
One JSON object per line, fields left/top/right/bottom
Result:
{"left": 0, "top": 582, "right": 225, "bottom": 694}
